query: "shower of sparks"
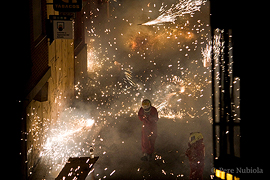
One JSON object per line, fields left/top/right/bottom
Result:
{"left": 39, "top": 111, "right": 96, "bottom": 173}
{"left": 87, "top": 45, "right": 102, "bottom": 73}
{"left": 27, "top": 0, "right": 212, "bottom": 178}
{"left": 142, "top": 0, "right": 207, "bottom": 25}
{"left": 201, "top": 40, "right": 212, "bottom": 67}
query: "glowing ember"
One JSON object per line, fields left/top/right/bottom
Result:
{"left": 86, "top": 119, "right": 95, "bottom": 127}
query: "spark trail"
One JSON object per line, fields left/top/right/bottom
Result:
{"left": 142, "top": 0, "right": 207, "bottom": 26}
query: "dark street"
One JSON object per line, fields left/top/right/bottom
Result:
{"left": 30, "top": 115, "right": 212, "bottom": 180}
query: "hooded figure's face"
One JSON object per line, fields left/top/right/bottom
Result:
{"left": 142, "top": 100, "right": 151, "bottom": 110}
{"left": 189, "top": 132, "right": 203, "bottom": 145}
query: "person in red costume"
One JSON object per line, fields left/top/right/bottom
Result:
{"left": 185, "top": 132, "right": 205, "bottom": 180}
{"left": 138, "top": 99, "right": 159, "bottom": 161}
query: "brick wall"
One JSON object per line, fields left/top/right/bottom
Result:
{"left": 26, "top": 0, "right": 49, "bottom": 96}
{"left": 27, "top": 39, "right": 75, "bottom": 177}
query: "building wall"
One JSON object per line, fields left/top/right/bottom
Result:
{"left": 26, "top": 0, "right": 49, "bottom": 96}
{"left": 25, "top": 0, "right": 90, "bottom": 178}
{"left": 26, "top": 0, "right": 81, "bottom": 177}
{"left": 26, "top": 100, "right": 50, "bottom": 175}
{"left": 48, "top": 39, "right": 75, "bottom": 125}
{"left": 26, "top": 38, "right": 75, "bottom": 176}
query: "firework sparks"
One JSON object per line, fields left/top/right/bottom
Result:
{"left": 86, "top": 118, "right": 95, "bottom": 127}
{"left": 201, "top": 40, "right": 212, "bottom": 67}
{"left": 39, "top": 111, "right": 96, "bottom": 173}
{"left": 32, "top": 0, "right": 212, "bottom": 178}
{"left": 142, "top": 0, "right": 207, "bottom": 26}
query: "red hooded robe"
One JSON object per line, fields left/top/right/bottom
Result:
{"left": 185, "top": 138, "right": 205, "bottom": 180}
{"left": 138, "top": 106, "right": 158, "bottom": 155}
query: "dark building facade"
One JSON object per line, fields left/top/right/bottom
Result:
{"left": 14, "top": 0, "right": 90, "bottom": 179}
